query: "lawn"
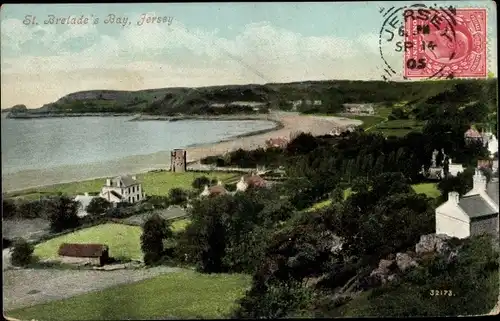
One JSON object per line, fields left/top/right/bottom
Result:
{"left": 34, "top": 223, "right": 143, "bottom": 261}
{"left": 7, "top": 271, "right": 251, "bottom": 320}
{"left": 356, "top": 116, "right": 386, "bottom": 129}
{"left": 411, "top": 183, "right": 441, "bottom": 198}
{"left": 370, "top": 119, "right": 424, "bottom": 137}
{"left": 306, "top": 183, "right": 440, "bottom": 212}
{"left": 171, "top": 218, "right": 191, "bottom": 232}
{"left": 6, "top": 171, "right": 239, "bottom": 200}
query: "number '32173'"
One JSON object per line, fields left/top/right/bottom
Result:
{"left": 430, "top": 289, "right": 455, "bottom": 296}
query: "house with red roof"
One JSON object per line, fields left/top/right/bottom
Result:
{"left": 236, "top": 174, "right": 268, "bottom": 192}
{"left": 200, "top": 181, "right": 228, "bottom": 197}
{"left": 58, "top": 243, "right": 109, "bottom": 266}
{"left": 464, "top": 127, "right": 483, "bottom": 144}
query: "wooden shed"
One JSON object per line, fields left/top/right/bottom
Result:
{"left": 58, "top": 243, "right": 109, "bottom": 266}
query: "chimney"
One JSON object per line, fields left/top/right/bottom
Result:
{"left": 106, "top": 179, "right": 111, "bottom": 187}
{"left": 473, "top": 169, "right": 487, "bottom": 192}
{"left": 84, "top": 192, "right": 89, "bottom": 197}
{"left": 448, "top": 191, "right": 460, "bottom": 204}
{"left": 132, "top": 175, "right": 137, "bottom": 180}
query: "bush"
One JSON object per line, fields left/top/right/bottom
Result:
{"left": 192, "top": 176, "right": 211, "bottom": 190}
{"left": 85, "top": 197, "right": 112, "bottom": 216}
{"left": 146, "top": 195, "right": 170, "bottom": 209}
{"left": 3, "top": 238, "right": 13, "bottom": 249}
{"left": 2, "top": 199, "right": 17, "bottom": 218}
{"left": 11, "top": 238, "right": 34, "bottom": 266}
{"left": 168, "top": 188, "right": 188, "bottom": 205}
{"left": 141, "top": 214, "right": 173, "bottom": 265}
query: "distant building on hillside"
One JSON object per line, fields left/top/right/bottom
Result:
{"left": 420, "top": 149, "right": 464, "bottom": 180}
{"left": 171, "top": 149, "right": 187, "bottom": 172}
{"left": 329, "top": 125, "right": 356, "bottom": 136}
{"left": 286, "top": 99, "right": 322, "bottom": 111}
{"left": 58, "top": 243, "right": 109, "bottom": 266}
{"left": 343, "top": 103, "right": 375, "bottom": 115}
{"left": 99, "top": 175, "right": 145, "bottom": 204}
{"left": 435, "top": 169, "right": 499, "bottom": 239}
{"left": 266, "top": 137, "right": 288, "bottom": 148}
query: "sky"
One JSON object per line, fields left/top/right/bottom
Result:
{"left": 1, "top": 1, "right": 497, "bottom": 108}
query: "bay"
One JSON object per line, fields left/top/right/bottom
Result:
{"left": 1, "top": 116, "right": 276, "bottom": 175}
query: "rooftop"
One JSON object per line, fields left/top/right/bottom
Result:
{"left": 58, "top": 243, "right": 108, "bottom": 258}
{"left": 458, "top": 195, "right": 497, "bottom": 219}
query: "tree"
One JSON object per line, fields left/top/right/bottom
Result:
{"left": 45, "top": 196, "right": 80, "bottom": 232}
{"left": 168, "top": 188, "right": 188, "bottom": 205}
{"left": 286, "top": 133, "right": 319, "bottom": 156}
{"left": 2, "top": 199, "right": 17, "bottom": 218}
{"left": 192, "top": 176, "right": 211, "bottom": 190}
{"left": 234, "top": 280, "right": 314, "bottom": 318}
{"left": 140, "top": 214, "right": 173, "bottom": 265}
{"left": 146, "top": 195, "right": 170, "bottom": 209}
{"left": 11, "top": 238, "right": 34, "bottom": 266}
{"left": 85, "top": 197, "right": 112, "bottom": 216}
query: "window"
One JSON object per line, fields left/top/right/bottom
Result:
{"left": 128, "top": 197, "right": 131, "bottom": 203}
{"left": 132, "top": 186, "right": 135, "bottom": 193}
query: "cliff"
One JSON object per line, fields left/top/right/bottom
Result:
{"left": 5, "top": 79, "right": 497, "bottom": 119}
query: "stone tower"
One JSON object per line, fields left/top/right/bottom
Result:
{"left": 171, "top": 149, "right": 187, "bottom": 173}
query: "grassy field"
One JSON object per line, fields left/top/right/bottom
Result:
{"left": 306, "top": 183, "right": 440, "bottom": 212}
{"left": 34, "top": 223, "right": 143, "bottom": 261}
{"left": 6, "top": 171, "right": 239, "bottom": 200}
{"left": 34, "top": 219, "right": 191, "bottom": 262}
{"left": 411, "top": 183, "right": 441, "bottom": 198}
{"left": 171, "top": 218, "right": 191, "bottom": 232}
{"left": 356, "top": 116, "right": 386, "bottom": 129}
{"left": 7, "top": 271, "right": 251, "bottom": 320}
{"left": 373, "top": 119, "right": 425, "bottom": 137}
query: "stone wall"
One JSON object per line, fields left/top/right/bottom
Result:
{"left": 470, "top": 215, "right": 499, "bottom": 239}
{"left": 60, "top": 256, "right": 101, "bottom": 266}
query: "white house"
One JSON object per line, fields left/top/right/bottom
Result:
{"left": 484, "top": 132, "right": 498, "bottom": 157}
{"left": 74, "top": 193, "right": 97, "bottom": 217}
{"left": 236, "top": 174, "right": 268, "bottom": 192}
{"left": 200, "top": 180, "right": 228, "bottom": 197}
{"left": 99, "top": 175, "right": 145, "bottom": 204}
{"left": 447, "top": 158, "right": 465, "bottom": 177}
{"left": 435, "top": 169, "right": 499, "bottom": 239}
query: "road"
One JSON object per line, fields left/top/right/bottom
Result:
{"left": 3, "top": 266, "right": 188, "bottom": 312}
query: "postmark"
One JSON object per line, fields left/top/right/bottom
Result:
{"left": 404, "top": 8, "right": 487, "bottom": 78}
{"left": 378, "top": 3, "right": 488, "bottom": 80}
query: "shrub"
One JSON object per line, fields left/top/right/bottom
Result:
{"left": 11, "top": 238, "right": 34, "bottom": 266}
{"left": 141, "top": 214, "right": 173, "bottom": 265}
{"left": 3, "top": 238, "right": 13, "bottom": 249}
{"left": 2, "top": 199, "right": 17, "bottom": 218}
{"left": 168, "top": 188, "right": 188, "bottom": 205}
{"left": 85, "top": 197, "right": 112, "bottom": 216}
{"left": 192, "top": 176, "right": 211, "bottom": 190}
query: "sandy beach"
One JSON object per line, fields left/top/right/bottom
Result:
{"left": 1, "top": 112, "right": 361, "bottom": 193}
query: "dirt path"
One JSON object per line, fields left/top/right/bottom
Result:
{"left": 3, "top": 266, "right": 188, "bottom": 312}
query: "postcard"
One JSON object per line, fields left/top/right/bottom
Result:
{"left": 2, "top": 2, "right": 498, "bottom": 320}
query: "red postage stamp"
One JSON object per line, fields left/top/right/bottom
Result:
{"left": 404, "top": 8, "right": 487, "bottom": 79}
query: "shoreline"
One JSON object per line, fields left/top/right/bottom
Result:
{"left": 2, "top": 112, "right": 361, "bottom": 193}
{"left": 6, "top": 112, "right": 138, "bottom": 119}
